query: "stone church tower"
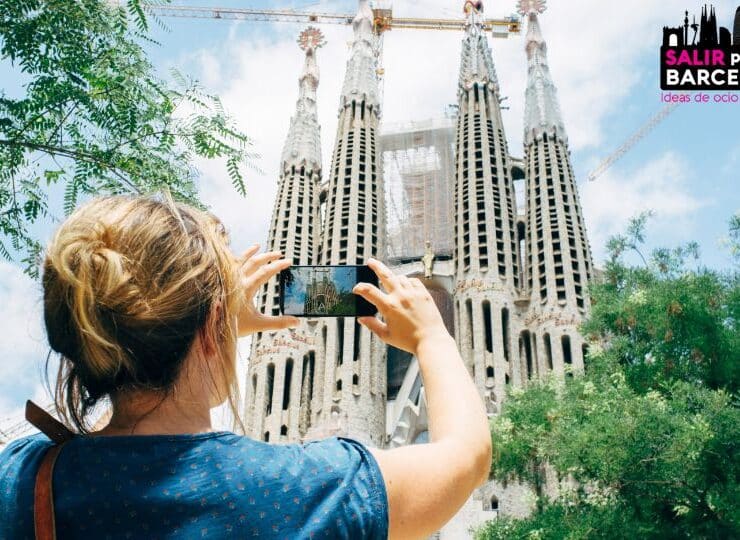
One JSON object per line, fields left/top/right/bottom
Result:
{"left": 520, "top": 0, "right": 593, "bottom": 381}
{"left": 452, "top": 1, "right": 522, "bottom": 420}
{"left": 309, "top": 0, "right": 387, "bottom": 446}
{"left": 244, "top": 28, "right": 324, "bottom": 443}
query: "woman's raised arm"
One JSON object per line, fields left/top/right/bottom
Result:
{"left": 354, "top": 259, "right": 492, "bottom": 540}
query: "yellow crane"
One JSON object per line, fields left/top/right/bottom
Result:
{"left": 126, "top": 2, "right": 520, "bottom": 106}
{"left": 135, "top": 3, "right": 521, "bottom": 37}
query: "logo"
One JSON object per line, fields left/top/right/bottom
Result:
{"left": 660, "top": 4, "right": 740, "bottom": 91}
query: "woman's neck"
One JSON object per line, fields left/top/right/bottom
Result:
{"left": 88, "top": 337, "right": 226, "bottom": 437}
{"left": 91, "top": 390, "right": 214, "bottom": 437}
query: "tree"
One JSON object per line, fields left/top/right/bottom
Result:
{"left": 477, "top": 215, "right": 739, "bottom": 540}
{"left": 1, "top": 0, "right": 255, "bottom": 275}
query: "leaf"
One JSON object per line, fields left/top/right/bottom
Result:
{"left": 63, "top": 176, "right": 79, "bottom": 216}
{"left": 226, "top": 156, "right": 246, "bottom": 197}
{"left": 127, "top": 0, "right": 149, "bottom": 33}
{"left": 0, "top": 241, "right": 11, "bottom": 261}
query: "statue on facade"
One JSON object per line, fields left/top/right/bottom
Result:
{"left": 422, "top": 240, "right": 435, "bottom": 279}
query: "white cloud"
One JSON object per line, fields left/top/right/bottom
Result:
{"left": 580, "top": 152, "right": 710, "bottom": 263}
{"left": 0, "top": 262, "right": 49, "bottom": 421}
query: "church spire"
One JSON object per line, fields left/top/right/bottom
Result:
{"left": 281, "top": 27, "right": 325, "bottom": 169}
{"left": 340, "top": 0, "right": 380, "bottom": 110}
{"left": 519, "top": 0, "right": 567, "bottom": 145}
{"left": 458, "top": 1, "right": 500, "bottom": 93}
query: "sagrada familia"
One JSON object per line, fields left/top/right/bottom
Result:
{"left": 243, "top": 0, "right": 593, "bottom": 535}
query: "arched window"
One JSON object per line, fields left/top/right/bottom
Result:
{"left": 466, "top": 299, "right": 474, "bottom": 349}
{"left": 264, "top": 431, "right": 270, "bottom": 442}
{"left": 353, "top": 319, "right": 361, "bottom": 361}
{"left": 501, "top": 308, "right": 510, "bottom": 362}
{"left": 544, "top": 333, "right": 553, "bottom": 370}
{"left": 562, "top": 335, "right": 573, "bottom": 377}
{"left": 251, "top": 373, "right": 257, "bottom": 406}
{"left": 282, "top": 358, "right": 293, "bottom": 410}
{"left": 302, "top": 352, "right": 315, "bottom": 403}
{"left": 280, "top": 425, "right": 288, "bottom": 436}
{"left": 490, "top": 495, "right": 499, "bottom": 511}
{"left": 483, "top": 300, "right": 493, "bottom": 353}
{"left": 265, "top": 363, "right": 275, "bottom": 415}
{"left": 520, "top": 330, "right": 533, "bottom": 380}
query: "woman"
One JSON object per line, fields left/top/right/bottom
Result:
{"left": 0, "top": 194, "right": 492, "bottom": 539}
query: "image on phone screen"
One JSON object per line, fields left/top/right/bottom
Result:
{"left": 280, "top": 266, "right": 379, "bottom": 317}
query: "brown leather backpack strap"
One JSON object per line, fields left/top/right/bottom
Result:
{"left": 34, "top": 444, "right": 66, "bottom": 540}
{"left": 25, "top": 400, "right": 76, "bottom": 540}
{"left": 25, "top": 401, "right": 75, "bottom": 444}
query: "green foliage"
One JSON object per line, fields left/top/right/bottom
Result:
{"left": 0, "top": 0, "right": 256, "bottom": 276}
{"left": 581, "top": 214, "right": 738, "bottom": 394}
{"left": 477, "top": 215, "right": 740, "bottom": 540}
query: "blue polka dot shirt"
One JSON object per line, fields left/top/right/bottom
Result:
{"left": 0, "top": 432, "right": 389, "bottom": 539}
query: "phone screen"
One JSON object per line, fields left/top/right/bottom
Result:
{"left": 280, "top": 265, "right": 379, "bottom": 317}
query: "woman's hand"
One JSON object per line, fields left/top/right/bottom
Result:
{"left": 236, "top": 245, "right": 299, "bottom": 337}
{"left": 353, "top": 258, "right": 450, "bottom": 355}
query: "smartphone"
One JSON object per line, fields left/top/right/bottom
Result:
{"left": 279, "top": 265, "right": 379, "bottom": 317}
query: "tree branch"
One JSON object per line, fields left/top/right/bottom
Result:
{"left": 0, "top": 139, "right": 142, "bottom": 194}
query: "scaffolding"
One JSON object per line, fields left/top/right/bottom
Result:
{"left": 380, "top": 115, "right": 457, "bottom": 263}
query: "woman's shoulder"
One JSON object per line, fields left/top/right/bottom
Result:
{"left": 0, "top": 432, "right": 53, "bottom": 464}
{"left": 0, "top": 433, "right": 53, "bottom": 503}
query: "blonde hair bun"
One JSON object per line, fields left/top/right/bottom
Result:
{"left": 43, "top": 194, "right": 243, "bottom": 433}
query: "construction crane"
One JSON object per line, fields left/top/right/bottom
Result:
{"left": 129, "top": 2, "right": 520, "bottom": 113}
{"left": 136, "top": 3, "right": 521, "bottom": 38}
{"left": 588, "top": 103, "right": 681, "bottom": 182}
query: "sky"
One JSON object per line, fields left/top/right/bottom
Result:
{"left": 1, "top": 0, "right": 738, "bottom": 431}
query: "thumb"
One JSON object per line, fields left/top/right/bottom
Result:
{"left": 358, "top": 316, "right": 390, "bottom": 341}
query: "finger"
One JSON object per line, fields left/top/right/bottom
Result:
{"left": 353, "top": 282, "right": 390, "bottom": 309}
{"left": 244, "top": 258, "right": 291, "bottom": 293}
{"left": 238, "top": 244, "right": 260, "bottom": 263}
{"left": 367, "top": 258, "right": 397, "bottom": 292}
{"left": 397, "top": 275, "right": 413, "bottom": 290}
{"left": 253, "top": 313, "right": 300, "bottom": 331}
{"left": 241, "top": 251, "right": 283, "bottom": 277}
{"left": 241, "top": 251, "right": 282, "bottom": 271}
{"left": 358, "top": 316, "right": 390, "bottom": 340}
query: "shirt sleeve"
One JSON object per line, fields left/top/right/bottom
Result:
{"left": 300, "top": 436, "right": 389, "bottom": 540}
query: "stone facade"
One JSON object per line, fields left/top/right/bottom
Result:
{"left": 244, "top": 0, "right": 594, "bottom": 536}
